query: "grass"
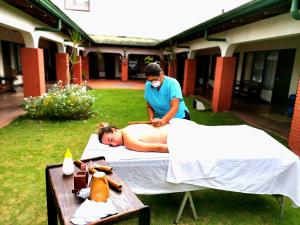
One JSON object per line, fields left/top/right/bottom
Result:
{"left": 0, "top": 89, "right": 298, "bottom": 225}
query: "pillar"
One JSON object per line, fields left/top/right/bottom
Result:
{"left": 82, "top": 56, "right": 89, "bottom": 81}
{"left": 121, "top": 58, "right": 128, "bottom": 81}
{"left": 212, "top": 56, "right": 236, "bottom": 112}
{"left": 182, "top": 59, "right": 196, "bottom": 96}
{"left": 289, "top": 79, "right": 300, "bottom": 156}
{"left": 72, "top": 56, "right": 82, "bottom": 85}
{"left": 56, "top": 53, "right": 70, "bottom": 85}
{"left": 168, "top": 60, "right": 176, "bottom": 78}
{"left": 20, "top": 48, "right": 46, "bottom": 97}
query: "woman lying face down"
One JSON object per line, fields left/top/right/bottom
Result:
{"left": 97, "top": 122, "right": 169, "bottom": 153}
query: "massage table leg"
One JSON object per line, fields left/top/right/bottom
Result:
{"left": 174, "top": 192, "right": 198, "bottom": 224}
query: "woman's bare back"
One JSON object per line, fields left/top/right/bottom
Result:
{"left": 122, "top": 124, "right": 170, "bottom": 144}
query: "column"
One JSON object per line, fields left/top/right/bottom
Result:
{"left": 121, "top": 58, "right": 128, "bottom": 81}
{"left": 20, "top": 48, "right": 46, "bottom": 97}
{"left": 168, "top": 60, "right": 176, "bottom": 78}
{"left": 82, "top": 56, "right": 89, "bottom": 81}
{"left": 289, "top": 79, "right": 300, "bottom": 156}
{"left": 182, "top": 59, "right": 196, "bottom": 96}
{"left": 56, "top": 53, "right": 70, "bottom": 85}
{"left": 212, "top": 56, "right": 236, "bottom": 112}
{"left": 72, "top": 56, "right": 82, "bottom": 85}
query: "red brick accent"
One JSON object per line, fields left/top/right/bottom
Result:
{"left": 82, "top": 56, "right": 89, "bottom": 81}
{"left": 72, "top": 56, "right": 82, "bottom": 85}
{"left": 121, "top": 58, "right": 128, "bottom": 81}
{"left": 20, "top": 48, "right": 46, "bottom": 97}
{"left": 212, "top": 57, "right": 237, "bottom": 112}
{"left": 56, "top": 53, "right": 70, "bottom": 85}
{"left": 182, "top": 59, "right": 196, "bottom": 96}
{"left": 168, "top": 60, "right": 176, "bottom": 78}
{"left": 289, "top": 79, "right": 300, "bottom": 156}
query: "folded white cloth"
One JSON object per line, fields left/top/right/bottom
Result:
{"left": 71, "top": 199, "right": 118, "bottom": 225}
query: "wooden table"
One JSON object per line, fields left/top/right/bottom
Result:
{"left": 46, "top": 156, "right": 150, "bottom": 225}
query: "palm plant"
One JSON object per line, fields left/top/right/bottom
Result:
{"left": 68, "top": 29, "right": 84, "bottom": 82}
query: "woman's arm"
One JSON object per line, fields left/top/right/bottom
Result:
{"left": 123, "top": 132, "right": 168, "bottom": 153}
{"left": 161, "top": 98, "right": 179, "bottom": 124}
{"left": 146, "top": 102, "right": 155, "bottom": 121}
{"left": 152, "top": 98, "right": 179, "bottom": 127}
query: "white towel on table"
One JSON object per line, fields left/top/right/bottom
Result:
{"left": 71, "top": 199, "right": 118, "bottom": 225}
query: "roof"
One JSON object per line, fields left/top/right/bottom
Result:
{"left": 90, "top": 35, "right": 161, "bottom": 47}
{"left": 157, "top": 0, "right": 292, "bottom": 47}
{"left": 3, "top": 0, "right": 296, "bottom": 48}
{"left": 3, "top": 0, "right": 95, "bottom": 45}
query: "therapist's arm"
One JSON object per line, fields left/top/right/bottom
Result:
{"left": 153, "top": 98, "right": 179, "bottom": 127}
{"left": 158, "top": 98, "right": 179, "bottom": 126}
{"left": 146, "top": 102, "right": 155, "bottom": 120}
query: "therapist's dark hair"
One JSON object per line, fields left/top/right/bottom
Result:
{"left": 97, "top": 122, "right": 118, "bottom": 143}
{"left": 145, "top": 61, "right": 161, "bottom": 77}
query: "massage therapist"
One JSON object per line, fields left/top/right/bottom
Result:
{"left": 144, "top": 61, "right": 190, "bottom": 127}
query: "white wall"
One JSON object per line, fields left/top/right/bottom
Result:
{"left": 0, "top": 1, "right": 67, "bottom": 48}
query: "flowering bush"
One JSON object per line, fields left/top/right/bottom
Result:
{"left": 22, "top": 81, "right": 95, "bottom": 120}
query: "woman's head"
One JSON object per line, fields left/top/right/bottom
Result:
{"left": 145, "top": 62, "right": 163, "bottom": 88}
{"left": 97, "top": 122, "right": 123, "bottom": 147}
{"left": 145, "top": 61, "right": 161, "bottom": 77}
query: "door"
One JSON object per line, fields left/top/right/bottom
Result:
{"left": 271, "top": 49, "right": 295, "bottom": 106}
{"left": 104, "top": 53, "right": 115, "bottom": 79}
{"left": 176, "top": 52, "right": 187, "bottom": 87}
{"left": 1, "top": 41, "right": 11, "bottom": 78}
{"left": 195, "top": 55, "right": 210, "bottom": 94}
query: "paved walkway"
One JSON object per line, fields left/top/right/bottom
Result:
{"left": 87, "top": 79, "right": 145, "bottom": 90}
{"left": 0, "top": 86, "right": 26, "bottom": 128}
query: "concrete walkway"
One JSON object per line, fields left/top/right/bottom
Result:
{"left": 0, "top": 86, "right": 26, "bottom": 128}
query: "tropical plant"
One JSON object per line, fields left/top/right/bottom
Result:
{"left": 144, "top": 55, "right": 154, "bottom": 65}
{"left": 68, "top": 29, "right": 84, "bottom": 82}
{"left": 22, "top": 81, "right": 95, "bottom": 120}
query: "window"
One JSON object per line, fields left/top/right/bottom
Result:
{"left": 242, "top": 50, "right": 279, "bottom": 89}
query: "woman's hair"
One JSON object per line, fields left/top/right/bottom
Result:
{"left": 145, "top": 61, "right": 161, "bottom": 77}
{"left": 97, "top": 122, "right": 118, "bottom": 143}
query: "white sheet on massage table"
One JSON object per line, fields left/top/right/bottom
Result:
{"left": 81, "top": 134, "right": 201, "bottom": 194}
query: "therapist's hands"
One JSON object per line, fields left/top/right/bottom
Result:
{"left": 151, "top": 118, "right": 167, "bottom": 127}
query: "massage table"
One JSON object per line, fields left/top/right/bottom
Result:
{"left": 81, "top": 119, "right": 300, "bottom": 223}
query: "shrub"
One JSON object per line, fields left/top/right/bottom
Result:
{"left": 22, "top": 82, "right": 95, "bottom": 120}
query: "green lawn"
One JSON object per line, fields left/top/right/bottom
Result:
{"left": 0, "top": 89, "right": 298, "bottom": 225}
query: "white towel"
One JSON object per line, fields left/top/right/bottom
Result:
{"left": 71, "top": 199, "right": 118, "bottom": 225}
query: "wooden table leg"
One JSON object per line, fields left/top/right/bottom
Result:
{"left": 139, "top": 206, "right": 150, "bottom": 225}
{"left": 46, "top": 168, "right": 58, "bottom": 225}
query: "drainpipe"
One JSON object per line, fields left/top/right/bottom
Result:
{"left": 204, "top": 29, "right": 226, "bottom": 42}
{"left": 35, "top": 18, "right": 62, "bottom": 32}
{"left": 291, "top": 0, "right": 300, "bottom": 20}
